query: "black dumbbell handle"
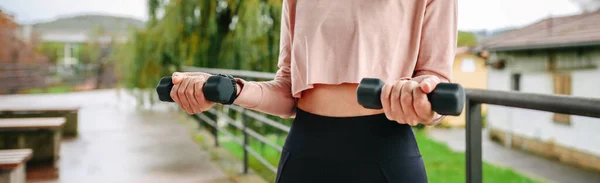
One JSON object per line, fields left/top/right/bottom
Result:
{"left": 356, "top": 78, "right": 465, "bottom": 116}
{"left": 156, "top": 76, "right": 235, "bottom": 104}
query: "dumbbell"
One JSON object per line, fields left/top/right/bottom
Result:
{"left": 157, "top": 75, "right": 465, "bottom": 115}
{"left": 156, "top": 75, "right": 236, "bottom": 103}
{"left": 356, "top": 78, "right": 465, "bottom": 116}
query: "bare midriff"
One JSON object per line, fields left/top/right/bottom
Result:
{"left": 297, "top": 84, "right": 385, "bottom": 117}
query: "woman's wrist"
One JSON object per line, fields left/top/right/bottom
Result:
{"left": 427, "top": 113, "right": 445, "bottom": 126}
{"left": 232, "top": 78, "right": 261, "bottom": 108}
{"left": 234, "top": 78, "right": 244, "bottom": 97}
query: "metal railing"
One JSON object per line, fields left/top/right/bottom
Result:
{"left": 464, "top": 89, "right": 600, "bottom": 183}
{"left": 183, "top": 66, "right": 600, "bottom": 183}
{"left": 184, "top": 66, "right": 287, "bottom": 175}
{"left": 196, "top": 106, "right": 289, "bottom": 173}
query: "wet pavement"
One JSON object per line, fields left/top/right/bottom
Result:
{"left": 428, "top": 128, "right": 600, "bottom": 183}
{"left": 0, "top": 90, "right": 233, "bottom": 183}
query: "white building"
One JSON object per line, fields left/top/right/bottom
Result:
{"left": 19, "top": 24, "right": 128, "bottom": 67}
{"left": 480, "top": 10, "right": 600, "bottom": 172}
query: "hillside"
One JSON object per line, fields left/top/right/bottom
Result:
{"left": 31, "top": 14, "right": 145, "bottom": 34}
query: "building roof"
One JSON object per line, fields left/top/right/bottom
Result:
{"left": 480, "top": 10, "right": 600, "bottom": 51}
{"left": 37, "top": 31, "right": 128, "bottom": 43}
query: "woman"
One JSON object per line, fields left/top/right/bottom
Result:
{"left": 170, "top": 0, "right": 456, "bottom": 182}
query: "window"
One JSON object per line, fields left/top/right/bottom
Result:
{"left": 553, "top": 73, "right": 572, "bottom": 124}
{"left": 511, "top": 73, "right": 521, "bottom": 91}
{"left": 547, "top": 51, "right": 557, "bottom": 71}
{"left": 461, "top": 58, "right": 476, "bottom": 72}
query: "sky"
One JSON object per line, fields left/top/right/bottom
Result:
{"left": 0, "top": 0, "right": 584, "bottom": 31}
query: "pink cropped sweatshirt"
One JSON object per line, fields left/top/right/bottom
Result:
{"left": 233, "top": 0, "right": 458, "bottom": 118}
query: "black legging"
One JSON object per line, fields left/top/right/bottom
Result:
{"left": 275, "top": 108, "right": 428, "bottom": 183}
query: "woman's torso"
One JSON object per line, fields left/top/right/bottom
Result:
{"left": 292, "top": 0, "right": 427, "bottom": 117}
{"left": 298, "top": 83, "right": 383, "bottom": 117}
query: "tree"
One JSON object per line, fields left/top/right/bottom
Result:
{"left": 37, "top": 42, "right": 63, "bottom": 64}
{"left": 120, "top": 0, "right": 282, "bottom": 93}
{"left": 0, "top": 10, "right": 50, "bottom": 94}
{"left": 0, "top": 10, "right": 48, "bottom": 64}
{"left": 457, "top": 31, "right": 478, "bottom": 47}
{"left": 0, "top": 10, "right": 20, "bottom": 63}
{"left": 86, "top": 26, "right": 117, "bottom": 89}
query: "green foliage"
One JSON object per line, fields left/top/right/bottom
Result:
{"left": 37, "top": 42, "right": 64, "bottom": 64}
{"left": 219, "top": 134, "right": 284, "bottom": 182}
{"left": 22, "top": 85, "right": 73, "bottom": 94}
{"left": 119, "top": 0, "right": 283, "bottom": 93}
{"left": 458, "top": 31, "right": 478, "bottom": 47}
{"left": 37, "top": 25, "right": 112, "bottom": 65}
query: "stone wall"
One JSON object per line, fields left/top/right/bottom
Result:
{"left": 489, "top": 127, "right": 600, "bottom": 172}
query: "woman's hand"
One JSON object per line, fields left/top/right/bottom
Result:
{"left": 380, "top": 75, "right": 443, "bottom": 126}
{"left": 170, "top": 72, "right": 216, "bottom": 114}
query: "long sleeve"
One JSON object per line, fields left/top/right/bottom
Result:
{"left": 414, "top": 0, "right": 457, "bottom": 83}
{"left": 233, "top": 0, "right": 297, "bottom": 118}
{"left": 414, "top": 0, "right": 457, "bottom": 124}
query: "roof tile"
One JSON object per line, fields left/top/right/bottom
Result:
{"left": 481, "top": 10, "right": 600, "bottom": 51}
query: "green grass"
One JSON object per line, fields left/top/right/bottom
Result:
{"left": 23, "top": 86, "right": 73, "bottom": 94}
{"left": 416, "top": 131, "right": 538, "bottom": 183}
{"left": 218, "top": 134, "right": 285, "bottom": 182}
{"left": 212, "top": 130, "right": 539, "bottom": 183}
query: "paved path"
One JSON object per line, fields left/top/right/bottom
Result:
{"left": 428, "top": 128, "right": 600, "bottom": 183}
{"left": 0, "top": 90, "right": 233, "bottom": 183}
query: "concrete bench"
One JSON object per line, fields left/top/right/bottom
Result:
{"left": 0, "top": 106, "right": 79, "bottom": 137}
{"left": 0, "top": 149, "right": 33, "bottom": 183}
{"left": 0, "top": 118, "right": 65, "bottom": 168}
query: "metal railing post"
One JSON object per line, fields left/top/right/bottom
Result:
{"left": 213, "top": 112, "right": 219, "bottom": 147}
{"left": 466, "top": 98, "right": 482, "bottom": 183}
{"left": 242, "top": 108, "right": 249, "bottom": 174}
